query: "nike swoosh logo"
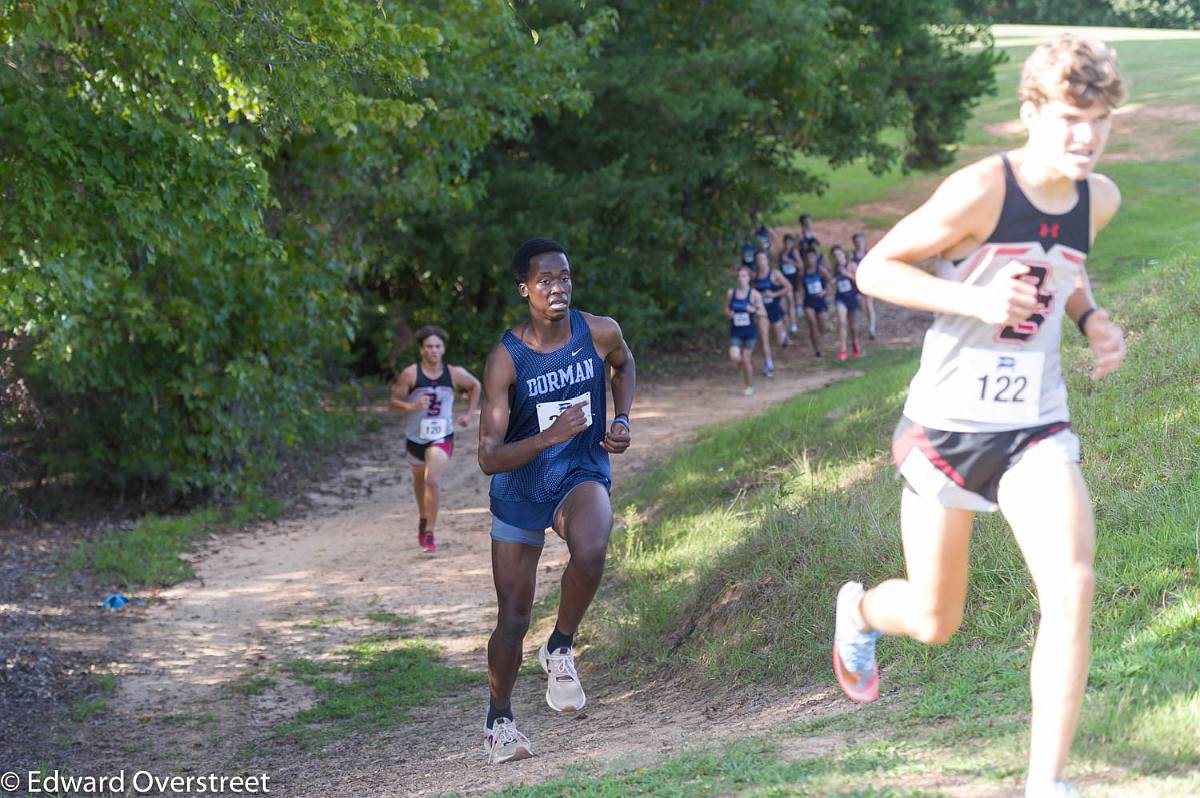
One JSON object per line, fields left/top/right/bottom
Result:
{"left": 571, "top": 348, "right": 583, "bottom": 357}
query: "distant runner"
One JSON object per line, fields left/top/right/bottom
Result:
{"left": 831, "top": 245, "right": 862, "bottom": 362}
{"left": 726, "top": 264, "right": 766, "bottom": 396}
{"left": 851, "top": 233, "right": 878, "bottom": 340}
{"left": 389, "top": 326, "right": 481, "bottom": 554}
{"left": 799, "top": 248, "right": 833, "bottom": 358}
{"left": 753, "top": 250, "right": 790, "bottom": 376}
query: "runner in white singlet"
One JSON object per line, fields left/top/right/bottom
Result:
{"left": 389, "top": 326, "right": 481, "bottom": 554}
{"left": 829, "top": 36, "right": 1129, "bottom": 798}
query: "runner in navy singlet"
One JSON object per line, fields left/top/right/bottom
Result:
{"left": 799, "top": 248, "right": 832, "bottom": 358}
{"left": 779, "top": 234, "right": 802, "bottom": 335}
{"left": 389, "top": 326, "right": 481, "bottom": 554}
{"left": 831, "top": 245, "right": 862, "bottom": 362}
{"left": 753, "top": 250, "right": 790, "bottom": 376}
{"left": 726, "top": 264, "right": 766, "bottom": 396}
{"left": 828, "top": 36, "right": 1128, "bottom": 798}
{"left": 851, "top": 233, "right": 878, "bottom": 340}
{"left": 753, "top": 210, "right": 777, "bottom": 253}
{"left": 798, "top": 214, "right": 821, "bottom": 256}
{"left": 478, "top": 238, "right": 636, "bottom": 765}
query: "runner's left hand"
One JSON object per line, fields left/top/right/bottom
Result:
{"left": 600, "top": 420, "right": 631, "bottom": 454}
{"left": 1084, "top": 309, "right": 1125, "bottom": 381}
{"left": 456, "top": 413, "right": 472, "bottom": 429}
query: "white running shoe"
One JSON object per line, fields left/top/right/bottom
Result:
{"left": 1026, "top": 780, "right": 1082, "bottom": 798}
{"left": 483, "top": 716, "right": 533, "bottom": 764}
{"left": 538, "top": 643, "right": 587, "bottom": 712}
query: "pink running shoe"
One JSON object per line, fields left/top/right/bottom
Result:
{"left": 837, "top": 348, "right": 848, "bottom": 362}
{"left": 420, "top": 530, "right": 437, "bottom": 554}
{"left": 833, "top": 582, "right": 880, "bottom": 703}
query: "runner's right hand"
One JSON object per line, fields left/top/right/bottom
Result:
{"left": 542, "top": 404, "right": 589, "bottom": 445}
{"left": 972, "top": 260, "right": 1039, "bottom": 326}
{"left": 412, "top": 394, "right": 433, "bottom": 411}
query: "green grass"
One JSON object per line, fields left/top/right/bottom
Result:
{"left": 228, "top": 675, "right": 276, "bottom": 697}
{"left": 72, "top": 696, "right": 109, "bottom": 722}
{"left": 515, "top": 24, "right": 1200, "bottom": 797}
{"left": 775, "top": 27, "right": 1200, "bottom": 237}
{"left": 484, "top": 736, "right": 953, "bottom": 798}
{"left": 63, "top": 492, "right": 282, "bottom": 588}
{"left": 274, "top": 635, "right": 483, "bottom": 749}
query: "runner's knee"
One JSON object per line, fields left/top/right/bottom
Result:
{"left": 1037, "top": 563, "right": 1095, "bottom": 614}
{"left": 569, "top": 543, "right": 607, "bottom": 581}
{"left": 495, "top": 605, "right": 531, "bottom": 644}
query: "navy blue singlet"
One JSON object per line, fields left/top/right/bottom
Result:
{"left": 741, "top": 241, "right": 757, "bottom": 266}
{"left": 754, "top": 273, "right": 780, "bottom": 309}
{"left": 489, "top": 309, "right": 611, "bottom": 530}
{"left": 754, "top": 225, "right": 771, "bottom": 251}
{"left": 802, "top": 270, "right": 825, "bottom": 297}
{"left": 728, "top": 288, "right": 757, "bottom": 340}
{"left": 834, "top": 266, "right": 857, "bottom": 299}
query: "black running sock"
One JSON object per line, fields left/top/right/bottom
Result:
{"left": 547, "top": 627, "right": 574, "bottom": 653}
{"left": 419, "top": 517, "right": 428, "bottom": 534}
{"left": 486, "top": 703, "right": 513, "bottom": 729}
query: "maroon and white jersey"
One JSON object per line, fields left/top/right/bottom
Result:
{"left": 404, "top": 365, "right": 456, "bottom": 444}
{"left": 904, "top": 154, "right": 1090, "bottom": 433}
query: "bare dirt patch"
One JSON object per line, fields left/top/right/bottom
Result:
{"left": 48, "top": 348, "right": 903, "bottom": 796}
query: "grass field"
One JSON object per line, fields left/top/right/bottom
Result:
{"left": 496, "top": 24, "right": 1200, "bottom": 798}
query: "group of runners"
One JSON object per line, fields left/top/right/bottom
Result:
{"left": 390, "top": 34, "right": 1129, "bottom": 798}
{"left": 728, "top": 217, "right": 878, "bottom": 394}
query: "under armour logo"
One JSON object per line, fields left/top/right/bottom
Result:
{"left": 1039, "top": 222, "right": 1060, "bottom": 239}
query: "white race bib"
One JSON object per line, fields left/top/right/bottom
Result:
{"left": 419, "top": 418, "right": 449, "bottom": 439}
{"left": 836, "top": 277, "right": 853, "bottom": 293}
{"left": 536, "top": 393, "right": 593, "bottom": 433}
{"left": 732, "top": 312, "right": 751, "bottom": 326}
{"left": 950, "top": 348, "right": 1044, "bottom": 425}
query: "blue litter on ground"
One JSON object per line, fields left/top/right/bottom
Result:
{"left": 103, "top": 593, "right": 129, "bottom": 610}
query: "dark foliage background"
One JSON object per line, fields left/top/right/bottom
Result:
{"left": 948, "top": 0, "right": 1200, "bottom": 29}
{"left": 1, "top": 0, "right": 999, "bottom": 501}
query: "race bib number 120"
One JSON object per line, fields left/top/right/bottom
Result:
{"left": 536, "top": 393, "right": 593, "bottom": 433}
{"left": 419, "top": 418, "right": 449, "bottom": 439}
{"left": 951, "top": 348, "right": 1044, "bottom": 425}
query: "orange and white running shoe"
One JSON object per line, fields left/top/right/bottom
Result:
{"left": 833, "top": 581, "right": 881, "bottom": 703}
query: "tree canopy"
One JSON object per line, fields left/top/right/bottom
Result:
{"left": 1, "top": 0, "right": 999, "bottom": 502}
{"left": 948, "top": 0, "right": 1200, "bottom": 28}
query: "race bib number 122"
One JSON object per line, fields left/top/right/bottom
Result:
{"left": 952, "top": 348, "right": 1044, "bottom": 425}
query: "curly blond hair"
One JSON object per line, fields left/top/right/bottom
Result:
{"left": 1018, "top": 34, "right": 1127, "bottom": 110}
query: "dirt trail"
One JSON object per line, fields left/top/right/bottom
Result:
{"left": 66, "top": 230, "right": 939, "bottom": 796}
